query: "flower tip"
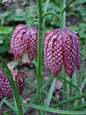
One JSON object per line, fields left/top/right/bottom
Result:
{"left": 45, "top": 68, "right": 48, "bottom": 71}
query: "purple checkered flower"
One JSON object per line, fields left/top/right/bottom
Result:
{"left": 44, "top": 27, "right": 81, "bottom": 78}
{"left": 10, "top": 24, "right": 38, "bottom": 62}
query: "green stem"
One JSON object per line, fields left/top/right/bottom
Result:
{"left": 60, "top": 0, "right": 63, "bottom": 29}
{"left": 62, "top": 0, "right": 66, "bottom": 28}
{"left": 42, "top": 12, "right": 62, "bottom": 26}
{"left": 66, "top": 75, "right": 70, "bottom": 107}
{"left": 11, "top": 59, "right": 20, "bottom": 75}
{"left": 60, "top": 0, "right": 66, "bottom": 110}
{"left": 30, "top": 19, "right": 38, "bottom": 27}
{"left": 26, "top": 79, "right": 60, "bottom": 103}
{"left": 40, "top": 0, "right": 51, "bottom": 110}
{"left": 37, "top": 0, "right": 42, "bottom": 115}
{"left": 23, "top": 75, "right": 53, "bottom": 114}
{"left": 63, "top": 66, "right": 66, "bottom": 109}
{"left": 62, "top": 0, "right": 76, "bottom": 13}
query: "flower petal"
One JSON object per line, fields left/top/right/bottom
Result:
{"left": 51, "top": 33, "right": 63, "bottom": 77}
{"left": 44, "top": 29, "right": 60, "bottom": 71}
{"left": 46, "top": 31, "right": 63, "bottom": 77}
{"left": 0, "top": 88, "right": 3, "bottom": 102}
{"left": 12, "top": 28, "right": 30, "bottom": 60}
{"left": 10, "top": 24, "right": 28, "bottom": 53}
{"left": 28, "top": 27, "right": 38, "bottom": 62}
{"left": 0, "top": 69, "right": 13, "bottom": 97}
{"left": 62, "top": 30, "right": 73, "bottom": 78}
{"left": 64, "top": 27, "right": 81, "bottom": 70}
{"left": 74, "top": 33, "right": 81, "bottom": 70}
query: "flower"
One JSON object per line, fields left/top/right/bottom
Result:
{"left": 10, "top": 24, "right": 38, "bottom": 62}
{"left": 44, "top": 27, "right": 81, "bottom": 78}
{"left": 0, "top": 69, "right": 27, "bottom": 102}
{"left": 13, "top": 70, "right": 27, "bottom": 95}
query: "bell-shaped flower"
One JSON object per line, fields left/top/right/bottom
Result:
{"left": 10, "top": 24, "right": 38, "bottom": 62}
{"left": 44, "top": 27, "right": 81, "bottom": 78}
{"left": 0, "top": 69, "right": 27, "bottom": 102}
{"left": 13, "top": 70, "right": 27, "bottom": 95}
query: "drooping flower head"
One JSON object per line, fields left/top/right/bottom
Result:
{"left": 10, "top": 24, "right": 38, "bottom": 62}
{"left": 0, "top": 69, "right": 27, "bottom": 102}
{"left": 44, "top": 27, "right": 81, "bottom": 78}
{"left": 13, "top": 70, "right": 27, "bottom": 95}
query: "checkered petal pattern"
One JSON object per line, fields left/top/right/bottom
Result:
{"left": 75, "top": 33, "right": 81, "bottom": 70}
{"left": 64, "top": 27, "right": 81, "bottom": 70}
{"left": 13, "top": 70, "right": 27, "bottom": 95}
{"left": 44, "top": 27, "right": 81, "bottom": 78}
{"left": 0, "top": 69, "right": 27, "bottom": 102}
{"left": 28, "top": 27, "right": 38, "bottom": 62}
{"left": 44, "top": 29, "right": 60, "bottom": 71}
{"left": 0, "top": 88, "right": 3, "bottom": 102}
{"left": 10, "top": 24, "right": 28, "bottom": 54}
{"left": 10, "top": 25, "right": 38, "bottom": 62}
{"left": 0, "top": 68, "right": 13, "bottom": 100}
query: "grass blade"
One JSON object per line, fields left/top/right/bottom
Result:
{"left": 22, "top": 103, "right": 86, "bottom": 114}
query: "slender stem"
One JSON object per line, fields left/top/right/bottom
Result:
{"left": 23, "top": 75, "right": 53, "bottom": 114}
{"left": 62, "top": 0, "right": 66, "bottom": 28}
{"left": 60, "top": 0, "right": 63, "bottom": 30}
{"left": 30, "top": 19, "right": 38, "bottom": 27}
{"left": 62, "top": 0, "right": 76, "bottom": 13}
{"left": 37, "top": 0, "right": 42, "bottom": 114}
{"left": 42, "top": 12, "right": 61, "bottom": 25}
{"left": 66, "top": 75, "right": 70, "bottom": 107}
{"left": 63, "top": 66, "right": 66, "bottom": 109}
{"left": 40, "top": 0, "right": 51, "bottom": 110}
{"left": 26, "top": 80, "right": 60, "bottom": 103}
{"left": 60, "top": 0, "right": 66, "bottom": 110}
{"left": 11, "top": 59, "right": 20, "bottom": 76}
{"left": 40, "top": 23, "right": 45, "bottom": 108}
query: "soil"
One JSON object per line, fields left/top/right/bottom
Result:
{"left": 0, "top": 0, "right": 86, "bottom": 115}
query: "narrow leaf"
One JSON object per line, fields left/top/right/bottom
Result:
{"left": 22, "top": 103, "right": 86, "bottom": 114}
{"left": 52, "top": 93, "right": 86, "bottom": 108}
{"left": 45, "top": 77, "right": 56, "bottom": 107}
{"left": 57, "top": 75, "right": 79, "bottom": 91}
{"left": 4, "top": 99, "right": 18, "bottom": 114}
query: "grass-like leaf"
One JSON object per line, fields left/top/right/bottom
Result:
{"left": 52, "top": 93, "right": 86, "bottom": 108}
{"left": 22, "top": 103, "right": 86, "bottom": 114}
